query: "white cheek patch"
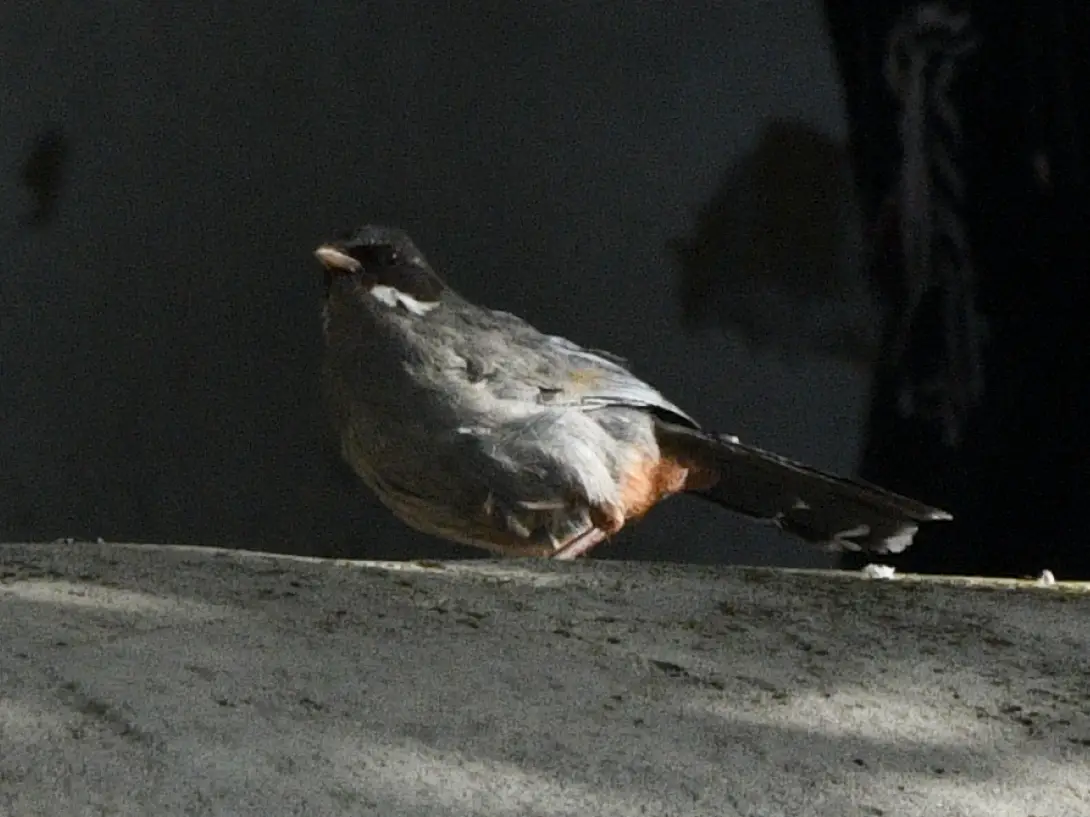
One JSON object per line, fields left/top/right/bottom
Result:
{"left": 370, "top": 284, "right": 441, "bottom": 316}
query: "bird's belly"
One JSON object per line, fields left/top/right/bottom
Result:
{"left": 334, "top": 406, "right": 610, "bottom": 555}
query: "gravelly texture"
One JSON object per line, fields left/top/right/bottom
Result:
{"left": 1, "top": 542, "right": 1088, "bottom": 816}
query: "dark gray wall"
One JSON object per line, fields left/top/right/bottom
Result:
{"left": 1, "top": 0, "right": 864, "bottom": 566}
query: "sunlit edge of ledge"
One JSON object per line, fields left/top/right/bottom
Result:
{"left": 4, "top": 540, "right": 1088, "bottom": 593}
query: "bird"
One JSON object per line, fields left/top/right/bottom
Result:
{"left": 314, "top": 224, "right": 951, "bottom": 559}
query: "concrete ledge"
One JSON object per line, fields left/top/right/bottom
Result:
{"left": 1, "top": 542, "right": 1088, "bottom": 816}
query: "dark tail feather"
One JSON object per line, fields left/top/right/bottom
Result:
{"left": 657, "top": 422, "right": 952, "bottom": 554}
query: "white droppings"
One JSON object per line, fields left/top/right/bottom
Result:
{"left": 861, "top": 563, "right": 897, "bottom": 580}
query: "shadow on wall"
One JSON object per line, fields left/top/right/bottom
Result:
{"left": 19, "top": 126, "right": 70, "bottom": 230}
{"left": 669, "top": 118, "right": 877, "bottom": 367}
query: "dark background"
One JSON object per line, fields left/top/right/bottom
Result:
{"left": 827, "top": 0, "right": 1090, "bottom": 579}
{"left": 9, "top": 2, "right": 1078, "bottom": 574}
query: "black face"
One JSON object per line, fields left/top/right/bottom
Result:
{"left": 338, "top": 225, "right": 423, "bottom": 266}
{"left": 316, "top": 224, "right": 445, "bottom": 303}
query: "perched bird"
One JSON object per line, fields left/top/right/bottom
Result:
{"left": 315, "top": 224, "right": 951, "bottom": 559}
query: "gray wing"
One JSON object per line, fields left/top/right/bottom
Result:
{"left": 537, "top": 336, "right": 700, "bottom": 428}
{"left": 449, "top": 300, "right": 700, "bottom": 428}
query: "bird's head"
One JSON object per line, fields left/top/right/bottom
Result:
{"left": 314, "top": 224, "right": 446, "bottom": 318}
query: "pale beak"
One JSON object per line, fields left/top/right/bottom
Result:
{"left": 313, "top": 245, "right": 362, "bottom": 273}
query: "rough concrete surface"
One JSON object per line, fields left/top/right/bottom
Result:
{"left": 1, "top": 542, "right": 1088, "bottom": 817}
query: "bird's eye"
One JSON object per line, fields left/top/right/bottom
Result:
{"left": 374, "top": 246, "right": 398, "bottom": 265}
{"left": 352, "top": 244, "right": 400, "bottom": 267}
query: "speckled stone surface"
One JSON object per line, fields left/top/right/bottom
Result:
{"left": 2, "top": 542, "right": 1088, "bottom": 816}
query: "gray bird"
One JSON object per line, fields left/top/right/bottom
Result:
{"left": 315, "top": 224, "right": 951, "bottom": 559}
